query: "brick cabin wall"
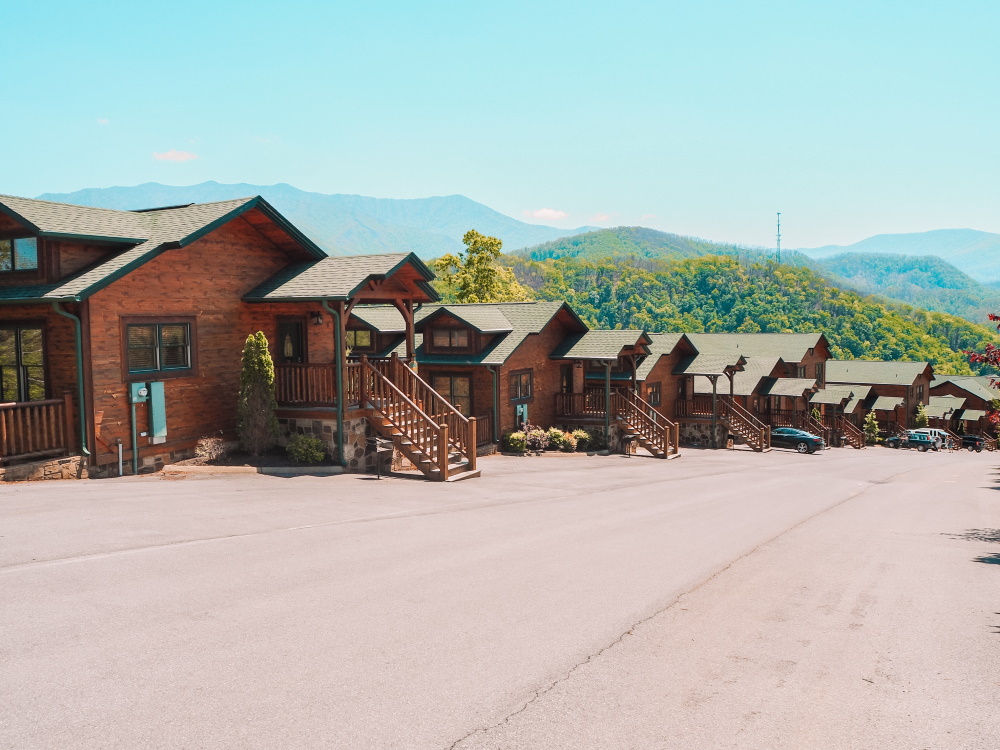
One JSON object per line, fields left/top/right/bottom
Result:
{"left": 84, "top": 216, "right": 328, "bottom": 471}
{"left": 793, "top": 340, "right": 831, "bottom": 386}
{"left": 827, "top": 371, "right": 932, "bottom": 427}
{"left": 639, "top": 345, "right": 691, "bottom": 422}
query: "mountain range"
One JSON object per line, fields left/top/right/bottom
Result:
{"left": 36, "top": 182, "right": 596, "bottom": 259}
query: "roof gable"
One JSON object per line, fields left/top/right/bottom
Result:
{"left": 685, "top": 332, "right": 827, "bottom": 363}
{"left": 551, "top": 329, "right": 651, "bottom": 361}
{"left": 826, "top": 359, "right": 932, "bottom": 386}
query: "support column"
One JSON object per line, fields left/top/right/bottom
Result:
{"left": 711, "top": 374, "right": 719, "bottom": 449}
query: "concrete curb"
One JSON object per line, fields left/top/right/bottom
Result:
{"left": 161, "top": 465, "right": 344, "bottom": 477}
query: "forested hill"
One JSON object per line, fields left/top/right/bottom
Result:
{"left": 507, "top": 253, "right": 1000, "bottom": 376}
{"left": 518, "top": 226, "right": 755, "bottom": 262}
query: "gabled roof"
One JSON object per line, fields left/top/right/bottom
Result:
{"left": 390, "top": 301, "right": 585, "bottom": 366}
{"left": 685, "top": 332, "right": 827, "bottom": 363}
{"left": 925, "top": 395, "right": 966, "bottom": 418}
{"left": 957, "top": 409, "right": 986, "bottom": 421}
{"left": 760, "top": 377, "right": 817, "bottom": 398}
{"left": 416, "top": 305, "right": 514, "bottom": 334}
{"left": 694, "top": 356, "right": 782, "bottom": 396}
{"left": 350, "top": 305, "right": 409, "bottom": 333}
{"left": 826, "top": 359, "right": 931, "bottom": 386}
{"left": 842, "top": 385, "right": 873, "bottom": 414}
{"left": 870, "top": 396, "right": 905, "bottom": 411}
{"left": 810, "top": 387, "right": 855, "bottom": 406}
{"left": 674, "top": 353, "right": 746, "bottom": 376}
{"left": 931, "top": 374, "right": 997, "bottom": 403}
{"left": 243, "top": 253, "right": 437, "bottom": 302}
{"left": 0, "top": 195, "right": 326, "bottom": 304}
{"left": 635, "top": 333, "right": 689, "bottom": 380}
{"left": 550, "top": 329, "right": 651, "bottom": 361}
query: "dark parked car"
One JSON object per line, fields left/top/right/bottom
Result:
{"left": 961, "top": 435, "right": 985, "bottom": 452}
{"left": 770, "top": 427, "right": 825, "bottom": 454}
{"left": 885, "top": 431, "right": 938, "bottom": 451}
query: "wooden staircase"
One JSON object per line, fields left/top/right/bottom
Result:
{"left": 838, "top": 416, "right": 866, "bottom": 449}
{"left": 360, "top": 356, "right": 480, "bottom": 481}
{"left": 799, "top": 413, "right": 833, "bottom": 446}
{"left": 721, "top": 397, "right": 771, "bottom": 452}
{"left": 611, "top": 390, "right": 679, "bottom": 458}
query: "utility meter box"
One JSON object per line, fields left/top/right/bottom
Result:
{"left": 129, "top": 383, "right": 149, "bottom": 403}
{"left": 129, "top": 381, "right": 167, "bottom": 444}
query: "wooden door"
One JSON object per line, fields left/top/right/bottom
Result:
{"left": 276, "top": 319, "right": 306, "bottom": 364}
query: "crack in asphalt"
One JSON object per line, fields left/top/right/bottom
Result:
{"left": 443, "top": 465, "right": 914, "bottom": 750}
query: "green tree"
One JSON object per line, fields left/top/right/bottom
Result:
{"left": 434, "top": 230, "right": 533, "bottom": 303}
{"left": 237, "top": 332, "right": 279, "bottom": 456}
{"left": 914, "top": 403, "right": 929, "bottom": 428}
{"left": 863, "top": 411, "right": 880, "bottom": 445}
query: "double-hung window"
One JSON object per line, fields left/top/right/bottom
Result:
{"left": 126, "top": 321, "right": 192, "bottom": 376}
{"left": 431, "top": 328, "right": 470, "bottom": 349}
{"left": 346, "top": 329, "right": 373, "bottom": 351}
{"left": 0, "top": 237, "right": 39, "bottom": 272}
{"left": 647, "top": 382, "right": 661, "bottom": 406}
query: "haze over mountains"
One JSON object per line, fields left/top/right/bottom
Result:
{"left": 37, "top": 182, "right": 596, "bottom": 259}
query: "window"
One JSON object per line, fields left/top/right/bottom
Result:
{"left": 431, "top": 374, "right": 472, "bottom": 415}
{"left": 0, "top": 325, "right": 46, "bottom": 402}
{"left": 797, "top": 365, "right": 806, "bottom": 378}
{"left": 509, "top": 370, "right": 532, "bottom": 401}
{"left": 346, "top": 329, "right": 373, "bottom": 351}
{"left": 916, "top": 384, "right": 925, "bottom": 402}
{"left": 431, "top": 328, "right": 470, "bottom": 349}
{"left": 647, "top": 382, "right": 661, "bottom": 406}
{"left": 815, "top": 362, "right": 824, "bottom": 382}
{"left": 126, "top": 322, "right": 192, "bottom": 375}
{"left": 0, "top": 237, "right": 39, "bottom": 272}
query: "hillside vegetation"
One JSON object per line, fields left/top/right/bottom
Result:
{"left": 508, "top": 253, "right": 1000, "bottom": 376}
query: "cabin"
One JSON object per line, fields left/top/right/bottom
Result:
{"left": 825, "top": 360, "right": 933, "bottom": 433}
{"left": 0, "top": 194, "right": 478, "bottom": 481}
{"left": 928, "top": 374, "right": 996, "bottom": 439}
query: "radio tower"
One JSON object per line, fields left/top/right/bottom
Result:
{"left": 775, "top": 212, "right": 781, "bottom": 264}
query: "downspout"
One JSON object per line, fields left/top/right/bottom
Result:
{"left": 488, "top": 365, "right": 500, "bottom": 443}
{"left": 321, "top": 300, "right": 345, "bottom": 466}
{"left": 711, "top": 375, "right": 719, "bottom": 449}
{"left": 52, "top": 302, "right": 91, "bottom": 460}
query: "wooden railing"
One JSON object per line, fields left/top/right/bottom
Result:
{"left": 838, "top": 416, "right": 865, "bottom": 449}
{"left": 475, "top": 413, "right": 494, "bottom": 446}
{"left": 274, "top": 362, "right": 362, "bottom": 408}
{"left": 611, "top": 390, "right": 678, "bottom": 457}
{"left": 766, "top": 409, "right": 798, "bottom": 428}
{"left": 369, "top": 355, "right": 474, "bottom": 459}
{"left": 0, "top": 395, "right": 74, "bottom": 465}
{"left": 802, "top": 413, "right": 834, "bottom": 445}
{"left": 724, "top": 397, "right": 770, "bottom": 451}
{"left": 673, "top": 394, "right": 716, "bottom": 419}
{"left": 554, "top": 391, "right": 607, "bottom": 417}
{"left": 977, "top": 434, "right": 997, "bottom": 451}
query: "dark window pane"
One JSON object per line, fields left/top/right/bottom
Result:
{"left": 160, "top": 324, "right": 190, "bottom": 367}
{"left": 127, "top": 325, "right": 158, "bottom": 371}
{"left": 453, "top": 396, "right": 471, "bottom": 416}
{"left": 1, "top": 366, "right": 17, "bottom": 401}
{"left": 432, "top": 376, "right": 452, "bottom": 400}
{"left": 432, "top": 329, "right": 450, "bottom": 347}
{"left": 453, "top": 377, "right": 470, "bottom": 397}
{"left": 25, "top": 367, "right": 46, "bottom": 401}
{"left": 0, "top": 329, "right": 15, "bottom": 366}
{"left": 13, "top": 238, "right": 38, "bottom": 270}
{"left": 19, "top": 328, "right": 43, "bottom": 366}
{"left": 0, "top": 240, "right": 11, "bottom": 271}
{"left": 452, "top": 329, "right": 469, "bottom": 347}
{"left": 355, "top": 330, "right": 371, "bottom": 348}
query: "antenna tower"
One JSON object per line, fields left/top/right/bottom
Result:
{"left": 776, "top": 212, "right": 781, "bottom": 264}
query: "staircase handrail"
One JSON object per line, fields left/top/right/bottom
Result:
{"left": 370, "top": 355, "right": 472, "bottom": 459}
{"left": 722, "top": 397, "right": 770, "bottom": 451}
{"left": 612, "top": 390, "right": 677, "bottom": 456}
{"left": 838, "top": 416, "right": 865, "bottom": 449}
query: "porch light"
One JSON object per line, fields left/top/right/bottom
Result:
{"left": 311, "top": 311, "right": 324, "bottom": 326}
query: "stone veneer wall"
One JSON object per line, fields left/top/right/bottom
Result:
{"left": 278, "top": 414, "right": 392, "bottom": 474}
{"left": 678, "top": 421, "right": 729, "bottom": 448}
{"left": 1, "top": 455, "right": 87, "bottom": 482}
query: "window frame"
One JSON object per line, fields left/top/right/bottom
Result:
{"left": 346, "top": 327, "right": 375, "bottom": 353}
{"left": 509, "top": 369, "right": 533, "bottom": 402}
{"left": 427, "top": 326, "right": 473, "bottom": 353}
{"left": 0, "top": 234, "right": 41, "bottom": 276}
{"left": 120, "top": 315, "right": 198, "bottom": 382}
{"left": 429, "top": 371, "right": 474, "bottom": 416}
{"left": 646, "top": 381, "right": 661, "bottom": 406}
{"left": 0, "top": 320, "right": 49, "bottom": 402}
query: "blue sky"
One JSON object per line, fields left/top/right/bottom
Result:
{"left": 3, "top": 1, "right": 998, "bottom": 247}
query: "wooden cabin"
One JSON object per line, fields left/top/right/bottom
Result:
{"left": 0, "top": 194, "right": 477, "bottom": 481}
{"left": 930, "top": 375, "right": 996, "bottom": 438}
{"left": 826, "top": 360, "right": 933, "bottom": 431}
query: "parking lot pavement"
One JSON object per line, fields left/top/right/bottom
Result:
{"left": 2, "top": 447, "right": 998, "bottom": 749}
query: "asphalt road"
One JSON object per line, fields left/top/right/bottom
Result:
{"left": 1, "top": 447, "right": 998, "bottom": 749}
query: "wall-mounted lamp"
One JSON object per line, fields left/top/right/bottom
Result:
{"left": 310, "top": 311, "right": 324, "bottom": 326}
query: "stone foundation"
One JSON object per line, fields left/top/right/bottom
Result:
{"left": 88, "top": 446, "right": 199, "bottom": 478}
{"left": 0, "top": 455, "right": 87, "bottom": 482}
{"left": 278, "top": 414, "right": 392, "bottom": 474}
{"left": 679, "top": 421, "right": 729, "bottom": 449}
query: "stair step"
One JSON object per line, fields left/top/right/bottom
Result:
{"left": 445, "top": 469, "right": 482, "bottom": 482}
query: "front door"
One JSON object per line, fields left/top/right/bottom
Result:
{"left": 276, "top": 319, "right": 306, "bottom": 364}
{"left": 431, "top": 374, "right": 472, "bottom": 416}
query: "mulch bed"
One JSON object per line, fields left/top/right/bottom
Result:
{"left": 173, "top": 447, "right": 339, "bottom": 469}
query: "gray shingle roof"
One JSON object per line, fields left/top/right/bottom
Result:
{"left": 550, "top": 330, "right": 649, "bottom": 361}
{"left": 674, "top": 353, "right": 746, "bottom": 376}
{"left": 418, "top": 306, "right": 513, "bottom": 333}
{"left": 957, "top": 409, "right": 986, "bottom": 421}
{"left": 760, "top": 377, "right": 817, "bottom": 397}
{"left": 810, "top": 387, "right": 855, "bottom": 405}
{"left": 931, "top": 375, "right": 997, "bottom": 403}
{"left": 694, "top": 356, "right": 781, "bottom": 396}
{"left": 350, "top": 305, "right": 408, "bottom": 333}
{"left": 635, "top": 333, "right": 687, "bottom": 380}
{"left": 685, "top": 333, "right": 825, "bottom": 363}
{"left": 243, "top": 253, "right": 436, "bottom": 302}
{"left": 826, "top": 360, "right": 931, "bottom": 386}
{"left": 870, "top": 396, "right": 905, "bottom": 411}
{"left": 0, "top": 195, "right": 327, "bottom": 304}
{"left": 387, "top": 301, "right": 583, "bottom": 366}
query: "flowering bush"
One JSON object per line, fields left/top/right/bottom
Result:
{"left": 502, "top": 431, "right": 527, "bottom": 453}
{"left": 525, "top": 428, "right": 550, "bottom": 451}
{"left": 571, "top": 429, "right": 591, "bottom": 451}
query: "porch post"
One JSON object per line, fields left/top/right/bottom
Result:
{"left": 322, "top": 300, "right": 346, "bottom": 466}
{"left": 711, "top": 375, "right": 719, "bottom": 449}
{"left": 604, "top": 361, "right": 611, "bottom": 441}
{"left": 392, "top": 299, "right": 416, "bottom": 366}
